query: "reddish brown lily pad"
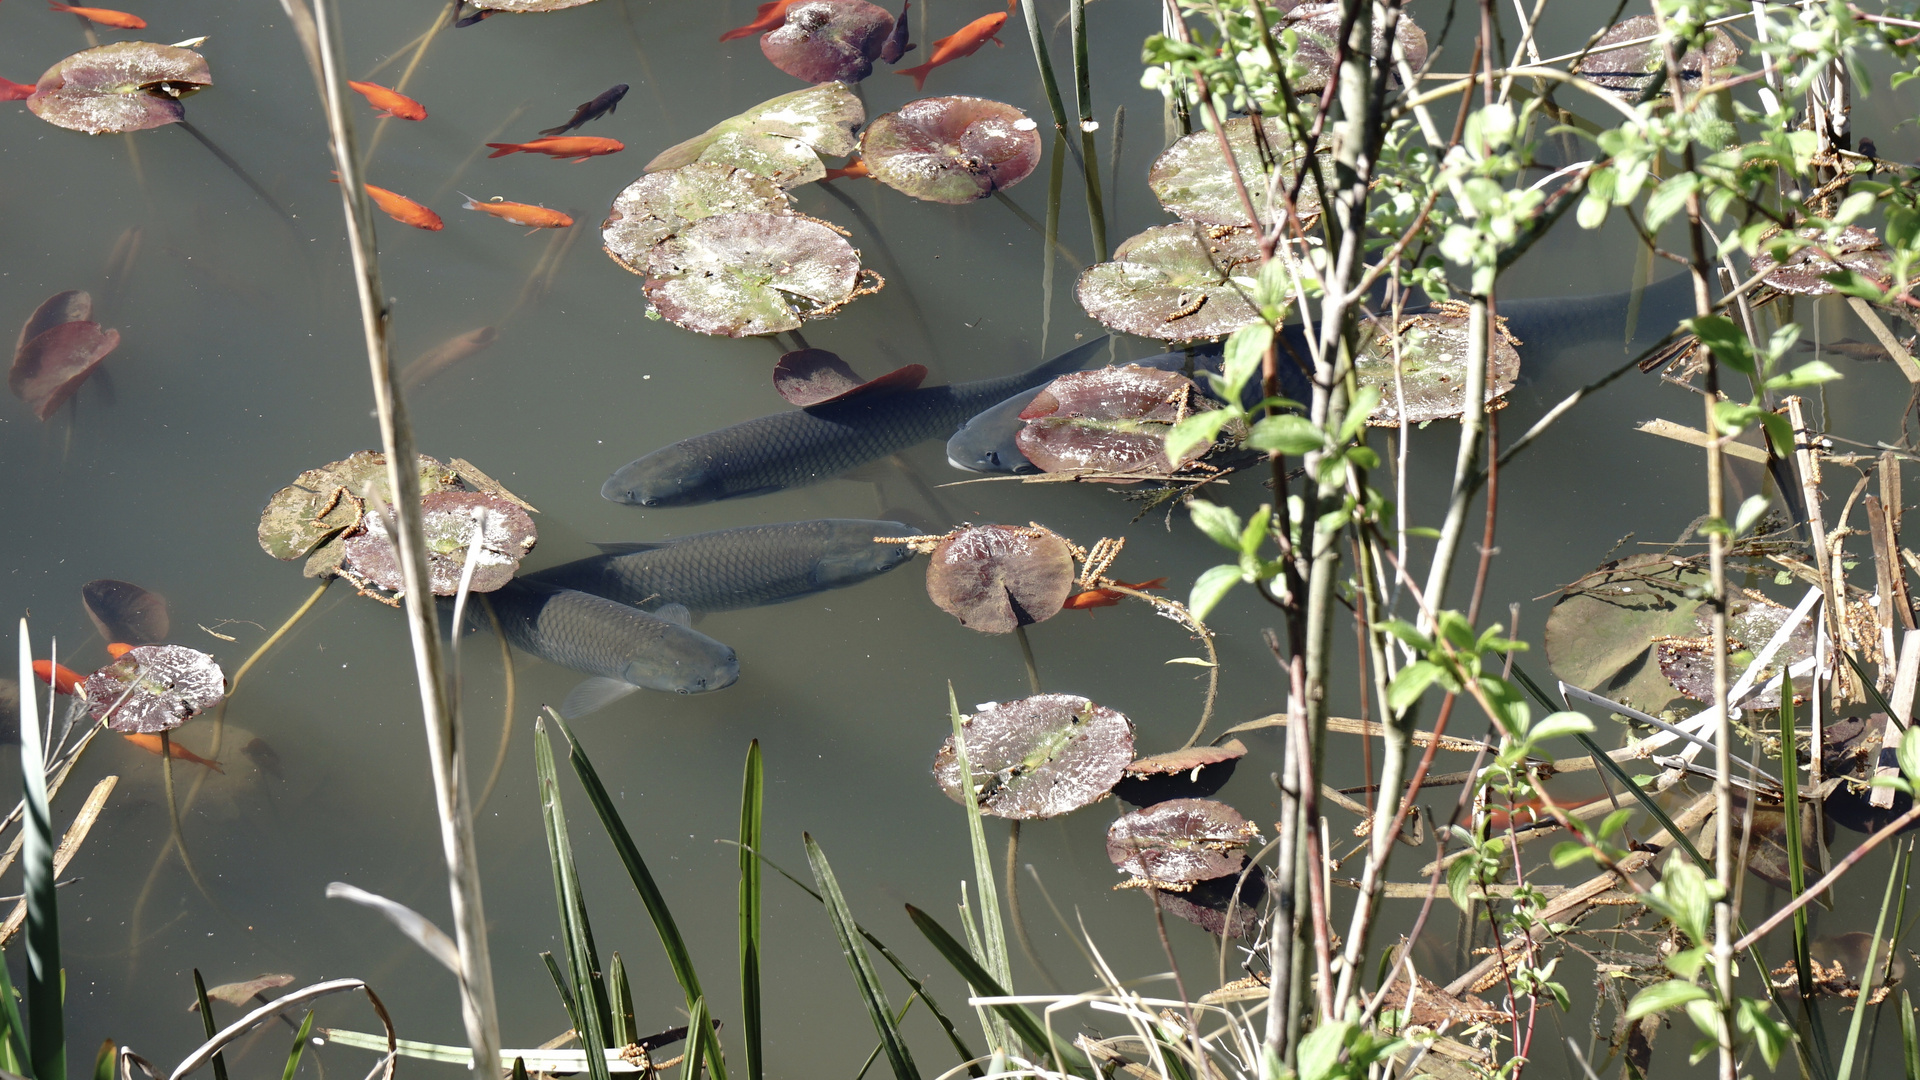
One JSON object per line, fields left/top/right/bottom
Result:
{"left": 1016, "top": 366, "right": 1226, "bottom": 476}
{"left": 340, "top": 491, "right": 537, "bottom": 597}
{"left": 762, "top": 0, "right": 896, "bottom": 84}
{"left": 1147, "top": 116, "right": 1323, "bottom": 229}
{"left": 933, "top": 693, "right": 1136, "bottom": 819}
{"left": 16, "top": 291, "right": 91, "bottom": 356}
{"left": 83, "top": 579, "right": 169, "bottom": 645}
{"left": 256, "top": 451, "right": 457, "bottom": 563}
{"left": 1117, "top": 740, "right": 1249, "bottom": 807}
{"left": 10, "top": 320, "right": 119, "bottom": 420}
{"left": 28, "top": 41, "right": 211, "bottom": 134}
{"left": 1107, "top": 797, "right": 1261, "bottom": 887}
{"left": 1151, "top": 870, "right": 1268, "bottom": 938}
{"left": 925, "top": 524, "right": 1075, "bottom": 633}
{"left": 1277, "top": 4, "right": 1429, "bottom": 94}
{"left": 773, "top": 348, "right": 927, "bottom": 406}
{"left": 1355, "top": 306, "right": 1520, "bottom": 425}
{"left": 1021, "top": 365, "right": 1198, "bottom": 422}
{"left": 861, "top": 96, "right": 1042, "bottom": 204}
{"left": 83, "top": 644, "right": 225, "bottom": 734}
{"left": 1751, "top": 226, "right": 1899, "bottom": 297}
{"left": 196, "top": 974, "right": 297, "bottom": 1009}
{"left": 1570, "top": 15, "right": 1739, "bottom": 95}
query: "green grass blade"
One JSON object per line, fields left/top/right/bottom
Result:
{"left": 904, "top": 905, "right": 1090, "bottom": 1077}
{"left": 945, "top": 686, "right": 1012, "bottom": 1047}
{"left": 739, "top": 740, "right": 764, "bottom": 1080}
{"left": 541, "top": 951, "right": 586, "bottom": 1042}
{"left": 804, "top": 834, "right": 920, "bottom": 1080}
{"left": 855, "top": 994, "right": 919, "bottom": 1080}
{"left": 547, "top": 709, "right": 727, "bottom": 1080}
{"left": 192, "top": 970, "right": 231, "bottom": 1080}
{"left": 609, "top": 953, "right": 637, "bottom": 1048}
{"left": 1838, "top": 839, "right": 1906, "bottom": 1078}
{"left": 534, "top": 720, "right": 611, "bottom": 1080}
{"left": 92, "top": 1040, "right": 114, "bottom": 1080}
{"left": 680, "top": 998, "right": 707, "bottom": 1080}
{"left": 511, "top": 1057, "right": 529, "bottom": 1080}
{"left": 16, "top": 622, "right": 63, "bottom": 1080}
{"left": 1780, "top": 674, "right": 1814, "bottom": 1001}
{"left": 1068, "top": 0, "right": 1106, "bottom": 262}
{"left": 1902, "top": 989, "right": 1918, "bottom": 1078}
{"left": 0, "top": 940, "right": 34, "bottom": 1076}
{"left": 281, "top": 1011, "right": 316, "bottom": 1080}
{"left": 1015, "top": 0, "right": 1069, "bottom": 134}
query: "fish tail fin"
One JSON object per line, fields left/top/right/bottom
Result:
{"left": 207, "top": 759, "right": 225, "bottom": 774}
{"left": 1023, "top": 333, "right": 1113, "bottom": 383}
{"left": 458, "top": 191, "right": 477, "bottom": 209}
{"left": 561, "top": 676, "right": 640, "bottom": 719}
{"left": 537, "top": 124, "right": 568, "bottom": 136}
{"left": 485, "top": 143, "right": 517, "bottom": 157}
{"left": 898, "top": 64, "right": 931, "bottom": 90}
{"left": 48, "top": 3, "right": 71, "bottom": 11}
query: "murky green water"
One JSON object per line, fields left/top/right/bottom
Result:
{"left": 3, "top": 1, "right": 1919, "bottom": 1076}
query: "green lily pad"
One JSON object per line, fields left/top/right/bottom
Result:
{"left": 83, "top": 644, "right": 226, "bottom": 734}
{"left": 644, "top": 212, "right": 864, "bottom": 337}
{"left": 1751, "top": 226, "right": 1898, "bottom": 297}
{"left": 1147, "top": 116, "right": 1322, "bottom": 229}
{"left": 1355, "top": 305, "right": 1521, "bottom": 425}
{"left": 1570, "top": 15, "right": 1739, "bottom": 96}
{"left": 933, "top": 693, "right": 1136, "bottom": 819}
{"left": 645, "top": 83, "right": 864, "bottom": 183}
{"left": 28, "top": 41, "right": 211, "bottom": 135}
{"left": 340, "top": 491, "right": 537, "bottom": 597}
{"left": 925, "top": 524, "right": 1076, "bottom": 634}
{"left": 1106, "top": 797, "right": 1261, "bottom": 888}
{"left": 1076, "top": 225, "right": 1264, "bottom": 342}
{"left": 602, "top": 163, "right": 791, "bottom": 275}
{"left": 860, "top": 96, "right": 1042, "bottom": 204}
{"left": 1544, "top": 553, "right": 1709, "bottom": 715}
{"left": 256, "top": 451, "right": 456, "bottom": 562}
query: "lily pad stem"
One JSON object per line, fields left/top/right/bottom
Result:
{"left": 1102, "top": 583, "right": 1219, "bottom": 748}
{"left": 1013, "top": 625, "right": 1042, "bottom": 696}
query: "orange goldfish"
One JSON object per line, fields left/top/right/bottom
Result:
{"left": 106, "top": 642, "right": 133, "bottom": 659}
{"left": 1484, "top": 795, "right": 1598, "bottom": 832}
{"left": 896, "top": 11, "right": 1006, "bottom": 90}
{"left": 824, "top": 158, "right": 871, "bottom": 181}
{"left": 121, "top": 733, "right": 224, "bottom": 773}
{"left": 347, "top": 80, "right": 428, "bottom": 121}
{"left": 31, "top": 660, "right": 85, "bottom": 696}
{"left": 0, "top": 77, "right": 34, "bottom": 101}
{"left": 1063, "top": 577, "right": 1168, "bottom": 611}
{"left": 332, "top": 176, "right": 444, "bottom": 230}
{"left": 461, "top": 194, "right": 574, "bottom": 229}
{"left": 720, "top": 0, "right": 799, "bottom": 41}
{"left": 48, "top": 3, "right": 145, "bottom": 27}
{"left": 484, "top": 136, "right": 624, "bottom": 162}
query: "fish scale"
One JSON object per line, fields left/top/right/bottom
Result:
{"left": 484, "top": 579, "right": 738, "bottom": 697}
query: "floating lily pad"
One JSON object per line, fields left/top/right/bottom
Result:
{"left": 932, "top": 693, "right": 1136, "bottom": 819}
{"left": 1355, "top": 306, "right": 1520, "bottom": 425}
{"left": 763, "top": 0, "right": 895, "bottom": 84}
{"left": 1076, "top": 225, "right": 1263, "bottom": 342}
{"left": 1018, "top": 417, "right": 1210, "bottom": 476}
{"left": 860, "top": 96, "right": 1041, "bottom": 204}
{"left": 83, "top": 644, "right": 225, "bottom": 734}
{"left": 340, "top": 491, "right": 537, "bottom": 597}
{"left": 28, "top": 42, "right": 211, "bottom": 134}
{"left": 83, "top": 579, "right": 169, "bottom": 645}
{"left": 1021, "top": 365, "right": 1199, "bottom": 422}
{"left": 10, "top": 320, "right": 118, "bottom": 420}
{"left": 1150, "top": 870, "right": 1267, "bottom": 938}
{"left": 1107, "top": 797, "right": 1261, "bottom": 888}
{"left": 1751, "top": 226, "right": 1898, "bottom": 297}
{"left": 1653, "top": 593, "right": 1814, "bottom": 707}
{"left": 256, "top": 451, "right": 456, "bottom": 563}
{"left": 925, "top": 524, "right": 1076, "bottom": 633}
{"left": 1116, "top": 739, "right": 1248, "bottom": 806}
{"left": 602, "top": 163, "right": 790, "bottom": 275}
{"left": 1016, "top": 365, "right": 1224, "bottom": 475}
{"left": 644, "top": 212, "right": 863, "bottom": 337}
{"left": 646, "top": 83, "right": 864, "bottom": 180}
{"left": 1544, "top": 554, "right": 1708, "bottom": 715}
{"left": 1277, "top": 3, "right": 1429, "bottom": 94}
{"left": 16, "top": 290, "right": 91, "bottom": 355}
{"left": 1570, "top": 15, "right": 1739, "bottom": 95}
{"left": 1148, "top": 116, "right": 1322, "bottom": 229}
{"left": 693, "top": 131, "right": 831, "bottom": 188}
{"left": 773, "top": 349, "right": 926, "bottom": 406}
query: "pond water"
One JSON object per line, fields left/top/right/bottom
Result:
{"left": 2, "top": 1, "right": 1918, "bottom": 1077}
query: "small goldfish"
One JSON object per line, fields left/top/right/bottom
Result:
{"left": 0, "top": 77, "right": 35, "bottom": 101}
{"left": 401, "top": 325, "right": 498, "bottom": 390}
{"left": 461, "top": 193, "right": 574, "bottom": 229}
{"left": 1063, "top": 577, "right": 1168, "bottom": 611}
{"left": 121, "top": 733, "right": 224, "bottom": 773}
{"left": 484, "top": 136, "right": 624, "bottom": 162}
{"left": 823, "top": 157, "right": 871, "bottom": 181}
{"left": 347, "top": 80, "right": 427, "bottom": 121}
{"left": 332, "top": 175, "right": 444, "bottom": 230}
{"left": 48, "top": 3, "right": 145, "bottom": 28}
{"left": 31, "top": 660, "right": 85, "bottom": 696}
{"left": 106, "top": 642, "right": 133, "bottom": 659}
{"left": 720, "top": 0, "right": 799, "bottom": 41}
{"left": 896, "top": 11, "right": 1006, "bottom": 90}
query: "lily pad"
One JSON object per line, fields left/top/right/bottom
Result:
{"left": 1751, "top": 226, "right": 1899, "bottom": 297}
{"left": 925, "top": 524, "right": 1075, "bottom": 634}
{"left": 1021, "top": 365, "right": 1200, "bottom": 423}
{"left": 860, "top": 96, "right": 1042, "bottom": 204}
{"left": 1016, "top": 365, "right": 1224, "bottom": 476}
{"left": 1106, "top": 797, "right": 1261, "bottom": 888}
{"left": 646, "top": 83, "right": 864, "bottom": 179}
{"left": 10, "top": 320, "right": 118, "bottom": 420}
{"left": 256, "top": 451, "right": 456, "bottom": 563}
{"left": 1116, "top": 739, "right": 1248, "bottom": 806}
{"left": 28, "top": 42, "right": 211, "bottom": 134}
{"left": 1543, "top": 553, "right": 1709, "bottom": 715}
{"left": 82, "top": 579, "right": 169, "bottom": 645}
{"left": 644, "top": 212, "right": 863, "bottom": 337}
{"left": 1653, "top": 593, "right": 1814, "bottom": 707}
{"left": 16, "top": 290, "right": 91, "bottom": 355}
{"left": 1277, "top": 4, "right": 1429, "bottom": 94}
{"left": 1738, "top": 800, "right": 1830, "bottom": 897}
{"left": 1076, "top": 225, "right": 1264, "bottom": 342}
{"left": 762, "top": 0, "right": 895, "bottom": 84}
{"left": 691, "top": 131, "right": 831, "bottom": 188}
{"left": 1355, "top": 306, "right": 1521, "bottom": 425}
{"left": 1149, "top": 870, "right": 1267, "bottom": 938}
{"left": 1571, "top": 15, "right": 1740, "bottom": 96}
{"left": 1148, "top": 116, "right": 1322, "bottom": 229}
{"left": 602, "top": 163, "right": 790, "bottom": 275}
{"left": 932, "top": 693, "right": 1136, "bottom": 819}
{"left": 773, "top": 349, "right": 926, "bottom": 406}
{"left": 340, "top": 491, "right": 537, "bottom": 597}
{"left": 83, "top": 644, "right": 225, "bottom": 734}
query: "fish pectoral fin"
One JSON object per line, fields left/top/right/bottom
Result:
{"left": 560, "top": 677, "right": 641, "bottom": 719}
{"left": 654, "top": 603, "right": 694, "bottom": 627}
{"left": 591, "top": 540, "right": 673, "bottom": 555}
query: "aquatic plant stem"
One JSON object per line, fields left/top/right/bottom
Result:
{"left": 1012, "top": 625, "right": 1042, "bottom": 696}
{"left": 472, "top": 597, "right": 517, "bottom": 816}
{"left": 1101, "top": 584, "right": 1217, "bottom": 748}
{"left": 365, "top": 0, "right": 455, "bottom": 163}
{"left": 1068, "top": 0, "right": 1107, "bottom": 263}
{"left": 1002, "top": 824, "right": 1059, "bottom": 993}
{"left": 305, "top": 0, "right": 500, "bottom": 1068}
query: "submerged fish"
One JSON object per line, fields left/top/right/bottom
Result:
{"left": 347, "top": 80, "right": 427, "bottom": 121}
{"left": 540, "top": 84, "right": 627, "bottom": 136}
{"left": 604, "top": 336, "right": 1112, "bottom": 507}
{"left": 0, "top": 77, "right": 34, "bottom": 101}
{"left": 461, "top": 194, "right": 574, "bottom": 229}
{"left": 528, "top": 519, "right": 915, "bottom": 613}
{"left": 823, "top": 157, "right": 871, "bottom": 181}
{"left": 880, "top": 0, "right": 914, "bottom": 63}
{"left": 485, "top": 136, "right": 624, "bottom": 162}
{"left": 484, "top": 581, "right": 739, "bottom": 714}
{"left": 1793, "top": 336, "right": 1917, "bottom": 363}
{"left": 123, "top": 733, "right": 224, "bottom": 773}
{"left": 49, "top": 3, "right": 145, "bottom": 28}
{"left": 896, "top": 11, "right": 1006, "bottom": 91}
{"left": 401, "top": 325, "right": 498, "bottom": 389}
{"left": 31, "top": 660, "right": 85, "bottom": 696}
{"left": 332, "top": 175, "right": 443, "bottom": 230}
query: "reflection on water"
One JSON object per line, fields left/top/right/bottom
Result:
{"left": 0, "top": 1, "right": 1915, "bottom": 1077}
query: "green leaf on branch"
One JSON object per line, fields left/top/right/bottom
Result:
{"left": 1167, "top": 409, "right": 1246, "bottom": 464}
{"left": 1525, "top": 710, "right": 1595, "bottom": 745}
{"left": 1246, "top": 414, "right": 1325, "bottom": 455}
{"left": 1388, "top": 660, "right": 1444, "bottom": 713}
{"left": 1189, "top": 564, "right": 1242, "bottom": 622}
{"left": 1188, "top": 501, "right": 1243, "bottom": 550}
{"left": 1625, "top": 979, "right": 1709, "bottom": 1021}
{"left": 1763, "top": 359, "right": 1842, "bottom": 391}
{"left": 1687, "top": 315, "right": 1755, "bottom": 375}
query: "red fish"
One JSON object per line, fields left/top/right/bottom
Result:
{"left": 461, "top": 194, "right": 574, "bottom": 229}
{"left": 0, "top": 77, "right": 34, "bottom": 101}
{"left": 720, "top": 0, "right": 799, "bottom": 41}
{"left": 823, "top": 158, "right": 871, "bottom": 181}
{"left": 484, "top": 136, "right": 624, "bottom": 162}
{"left": 347, "top": 80, "right": 427, "bottom": 121}
{"left": 48, "top": 3, "right": 145, "bottom": 27}
{"left": 896, "top": 11, "right": 1006, "bottom": 90}
{"left": 1484, "top": 795, "right": 1599, "bottom": 832}
{"left": 106, "top": 642, "right": 133, "bottom": 659}
{"left": 332, "top": 176, "right": 444, "bottom": 230}
{"left": 1063, "top": 577, "right": 1168, "bottom": 611}
{"left": 121, "top": 733, "right": 224, "bottom": 774}
{"left": 31, "top": 660, "right": 85, "bottom": 696}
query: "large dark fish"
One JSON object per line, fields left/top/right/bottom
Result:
{"left": 881, "top": 0, "right": 914, "bottom": 63}
{"left": 529, "top": 519, "right": 915, "bottom": 612}
{"left": 482, "top": 580, "right": 739, "bottom": 716}
{"left": 603, "top": 336, "right": 1113, "bottom": 507}
{"left": 539, "top": 84, "right": 628, "bottom": 137}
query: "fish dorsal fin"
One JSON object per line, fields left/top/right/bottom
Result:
{"left": 654, "top": 603, "right": 693, "bottom": 627}
{"left": 560, "top": 677, "right": 640, "bottom": 719}
{"left": 593, "top": 540, "right": 672, "bottom": 555}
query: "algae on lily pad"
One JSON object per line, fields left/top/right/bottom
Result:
{"left": 340, "top": 491, "right": 537, "bottom": 597}
{"left": 256, "top": 451, "right": 457, "bottom": 563}
{"left": 645, "top": 83, "right": 864, "bottom": 180}
{"left": 933, "top": 693, "right": 1136, "bottom": 819}
{"left": 1354, "top": 304, "right": 1521, "bottom": 425}
{"left": 762, "top": 0, "right": 896, "bottom": 84}
{"left": 1076, "top": 225, "right": 1264, "bottom": 342}
{"left": 644, "top": 212, "right": 865, "bottom": 337}
{"left": 1571, "top": 15, "right": 1739, "bottom": 96}
{"left": 83, "top": 644, "right": 225, "bottom": 734}
{"left": 1107, "top": 797, "right": 1261, "bottom": 888}
{"left": 1751, "top": 226, "right": 1899, "bottom": 297}
{"left": 1148, "top": 116, "right": 1322, "bottom": 229}
{"left": 28, "top": 41, "right": 211, "bottom": 134}
{"left": 1544, "top": 553, "right": 1711, "bottom": 714}
{"left": 925, "top": 523, "right": 1076, "bottom": 633}
{"left": 1016, "top": 366, "right": 1227, "bottom": 476}
{"left": 603, "top": 163, "right": 790, "bottom": 275}
{"left": 860, "top": 96, "right": 1042, "bottom": 204}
